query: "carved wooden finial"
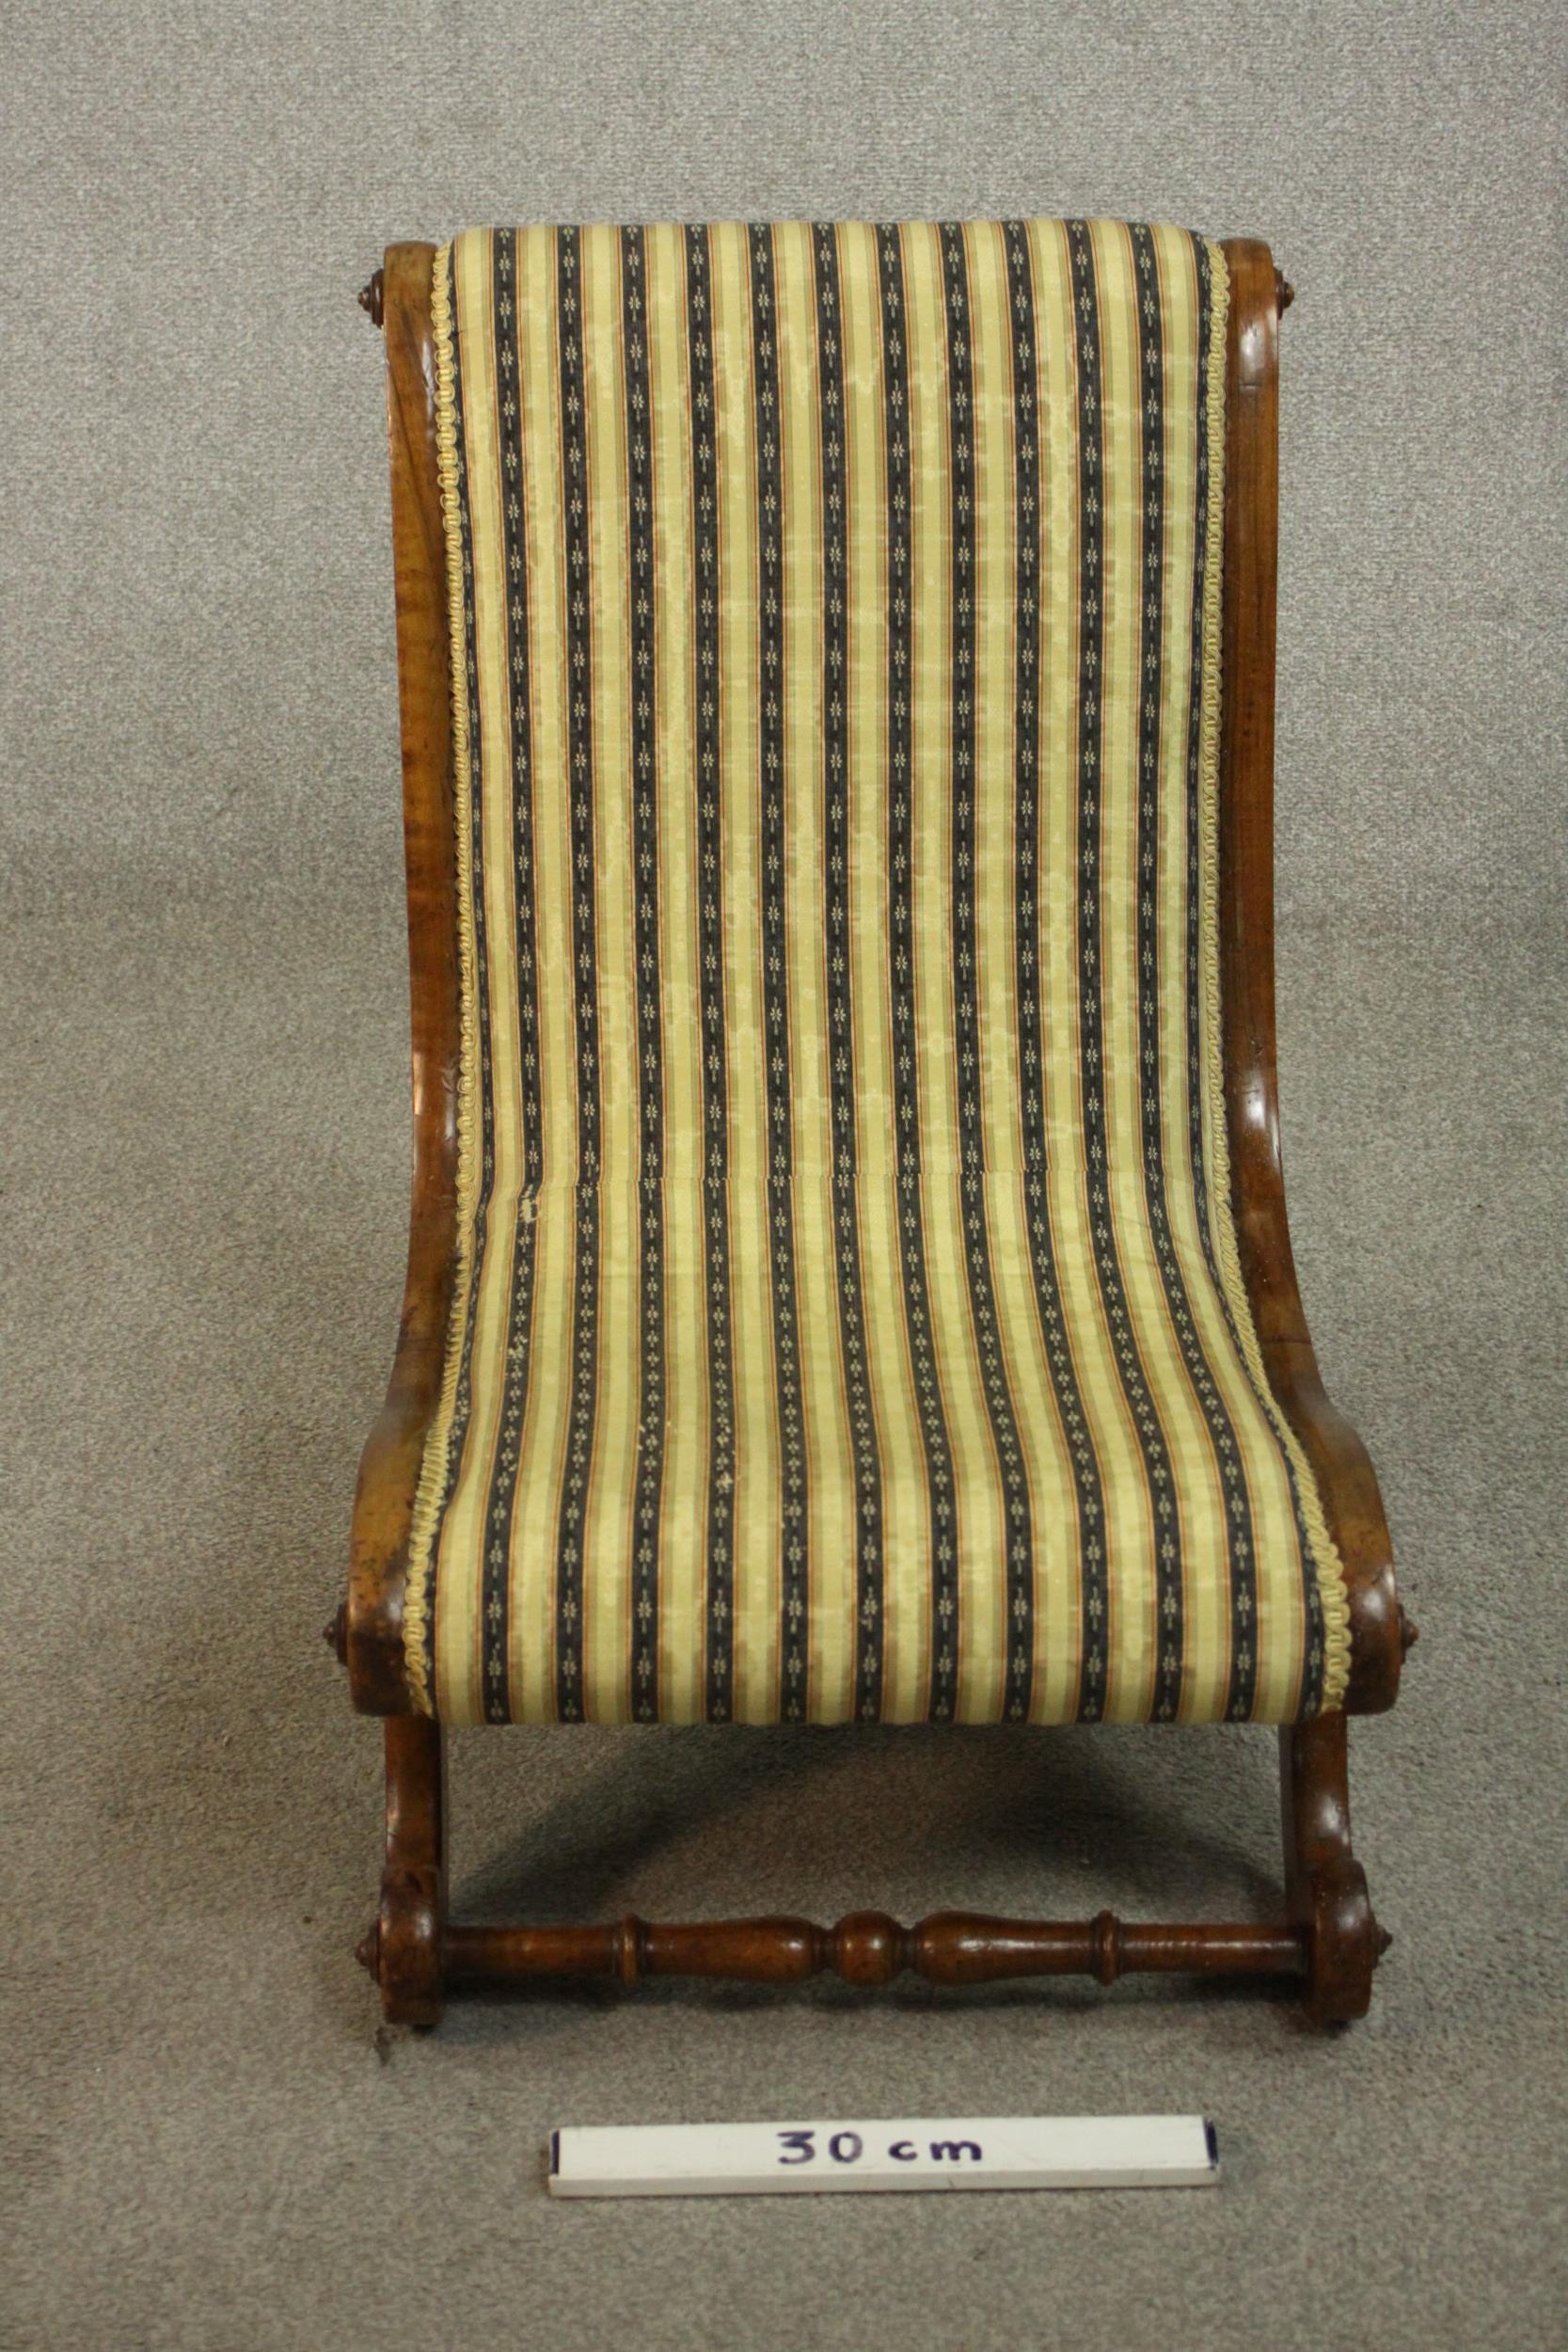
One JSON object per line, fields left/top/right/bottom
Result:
{"left": 1275, "top": 267, "right": 1295, "bottom": 315}
{"left": 358, "top": 268, "right": 385, "bottom": 328}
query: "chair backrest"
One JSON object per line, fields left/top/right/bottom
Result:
{"left": 428, "top": 219, "right": 1227, "bottom": 1207}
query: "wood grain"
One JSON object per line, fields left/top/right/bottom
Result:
{"left": 1217, "top": 240, "right": 1403, "bottom": 1714}
{"left": 441, "top": 1912, "right": 1307, "bottom": 1990}
{"left": 346, "top": 244, "right": 457, "bottom": 1715}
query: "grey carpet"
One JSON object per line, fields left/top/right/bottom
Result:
{"left": 3, "top": 6, "right": 1564, "bottom": 2347}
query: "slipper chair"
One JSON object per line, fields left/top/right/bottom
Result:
{"left": 334, "top": 219, "right": 1413, "bottom": 2028}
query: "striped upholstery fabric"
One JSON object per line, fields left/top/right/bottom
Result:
{"left": 404, "top": 218, "right": 1350, "bottom": 1727}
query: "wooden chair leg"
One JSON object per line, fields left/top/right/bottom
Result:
{"left": 1279, "top": 1714, "right": 1389, "bottom": 2026}
{"left": 356, "top": 1714, "right": 447, "bottom": 2026}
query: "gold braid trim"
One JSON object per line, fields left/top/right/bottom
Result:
{"left": 1194, "top": 240, "right": 1352, "bottom": 1712}
{"left": 400, "top": 238, "right": 483, "bottom": 1718}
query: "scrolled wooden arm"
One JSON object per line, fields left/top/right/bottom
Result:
{"left": 1218, "top": 243, "right": 1402, "bottom": 1713}
{"left": 346, "top": 245, "right": 457, "bottom": 1714}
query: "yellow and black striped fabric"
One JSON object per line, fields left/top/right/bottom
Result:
{"left": 404, "top": 218, "right": 1349, "bottom": 1726}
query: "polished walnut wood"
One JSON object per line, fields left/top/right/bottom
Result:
{"left": 362, "top": 1897, "right": 1313, "bottom": 1999}
{"left": 436, "top": 1915, "right": 1307, "bottom": 1988}
{"left": 1280, "top": 1712, "right": 1388, "bottom": 2024}
{"left": 346, "top": 242, "right": 458, "bottom": 1717}
{"left": 358, "top": 1713, "right": 446, "bottom": 2025}
{"left": 342, "top": 234, "right": 1407, "bottom": 2030}
{"left": 1217, "top": 242, "right": 1403, "bottom": 1714}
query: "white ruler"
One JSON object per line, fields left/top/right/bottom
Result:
{"left": 549, "top": 2113, "right": 1218, "bottom": 2198}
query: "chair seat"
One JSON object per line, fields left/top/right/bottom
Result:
{"left": 418, "top": 1162, "right": 1341, "bottom": 1726}
{"left": 400, "top": 217, "right": 1350, "bottom": 1725}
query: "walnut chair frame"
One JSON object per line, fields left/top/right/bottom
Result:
{"left": 334, "top": 239, "right": 1413, "bottom": 2030}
